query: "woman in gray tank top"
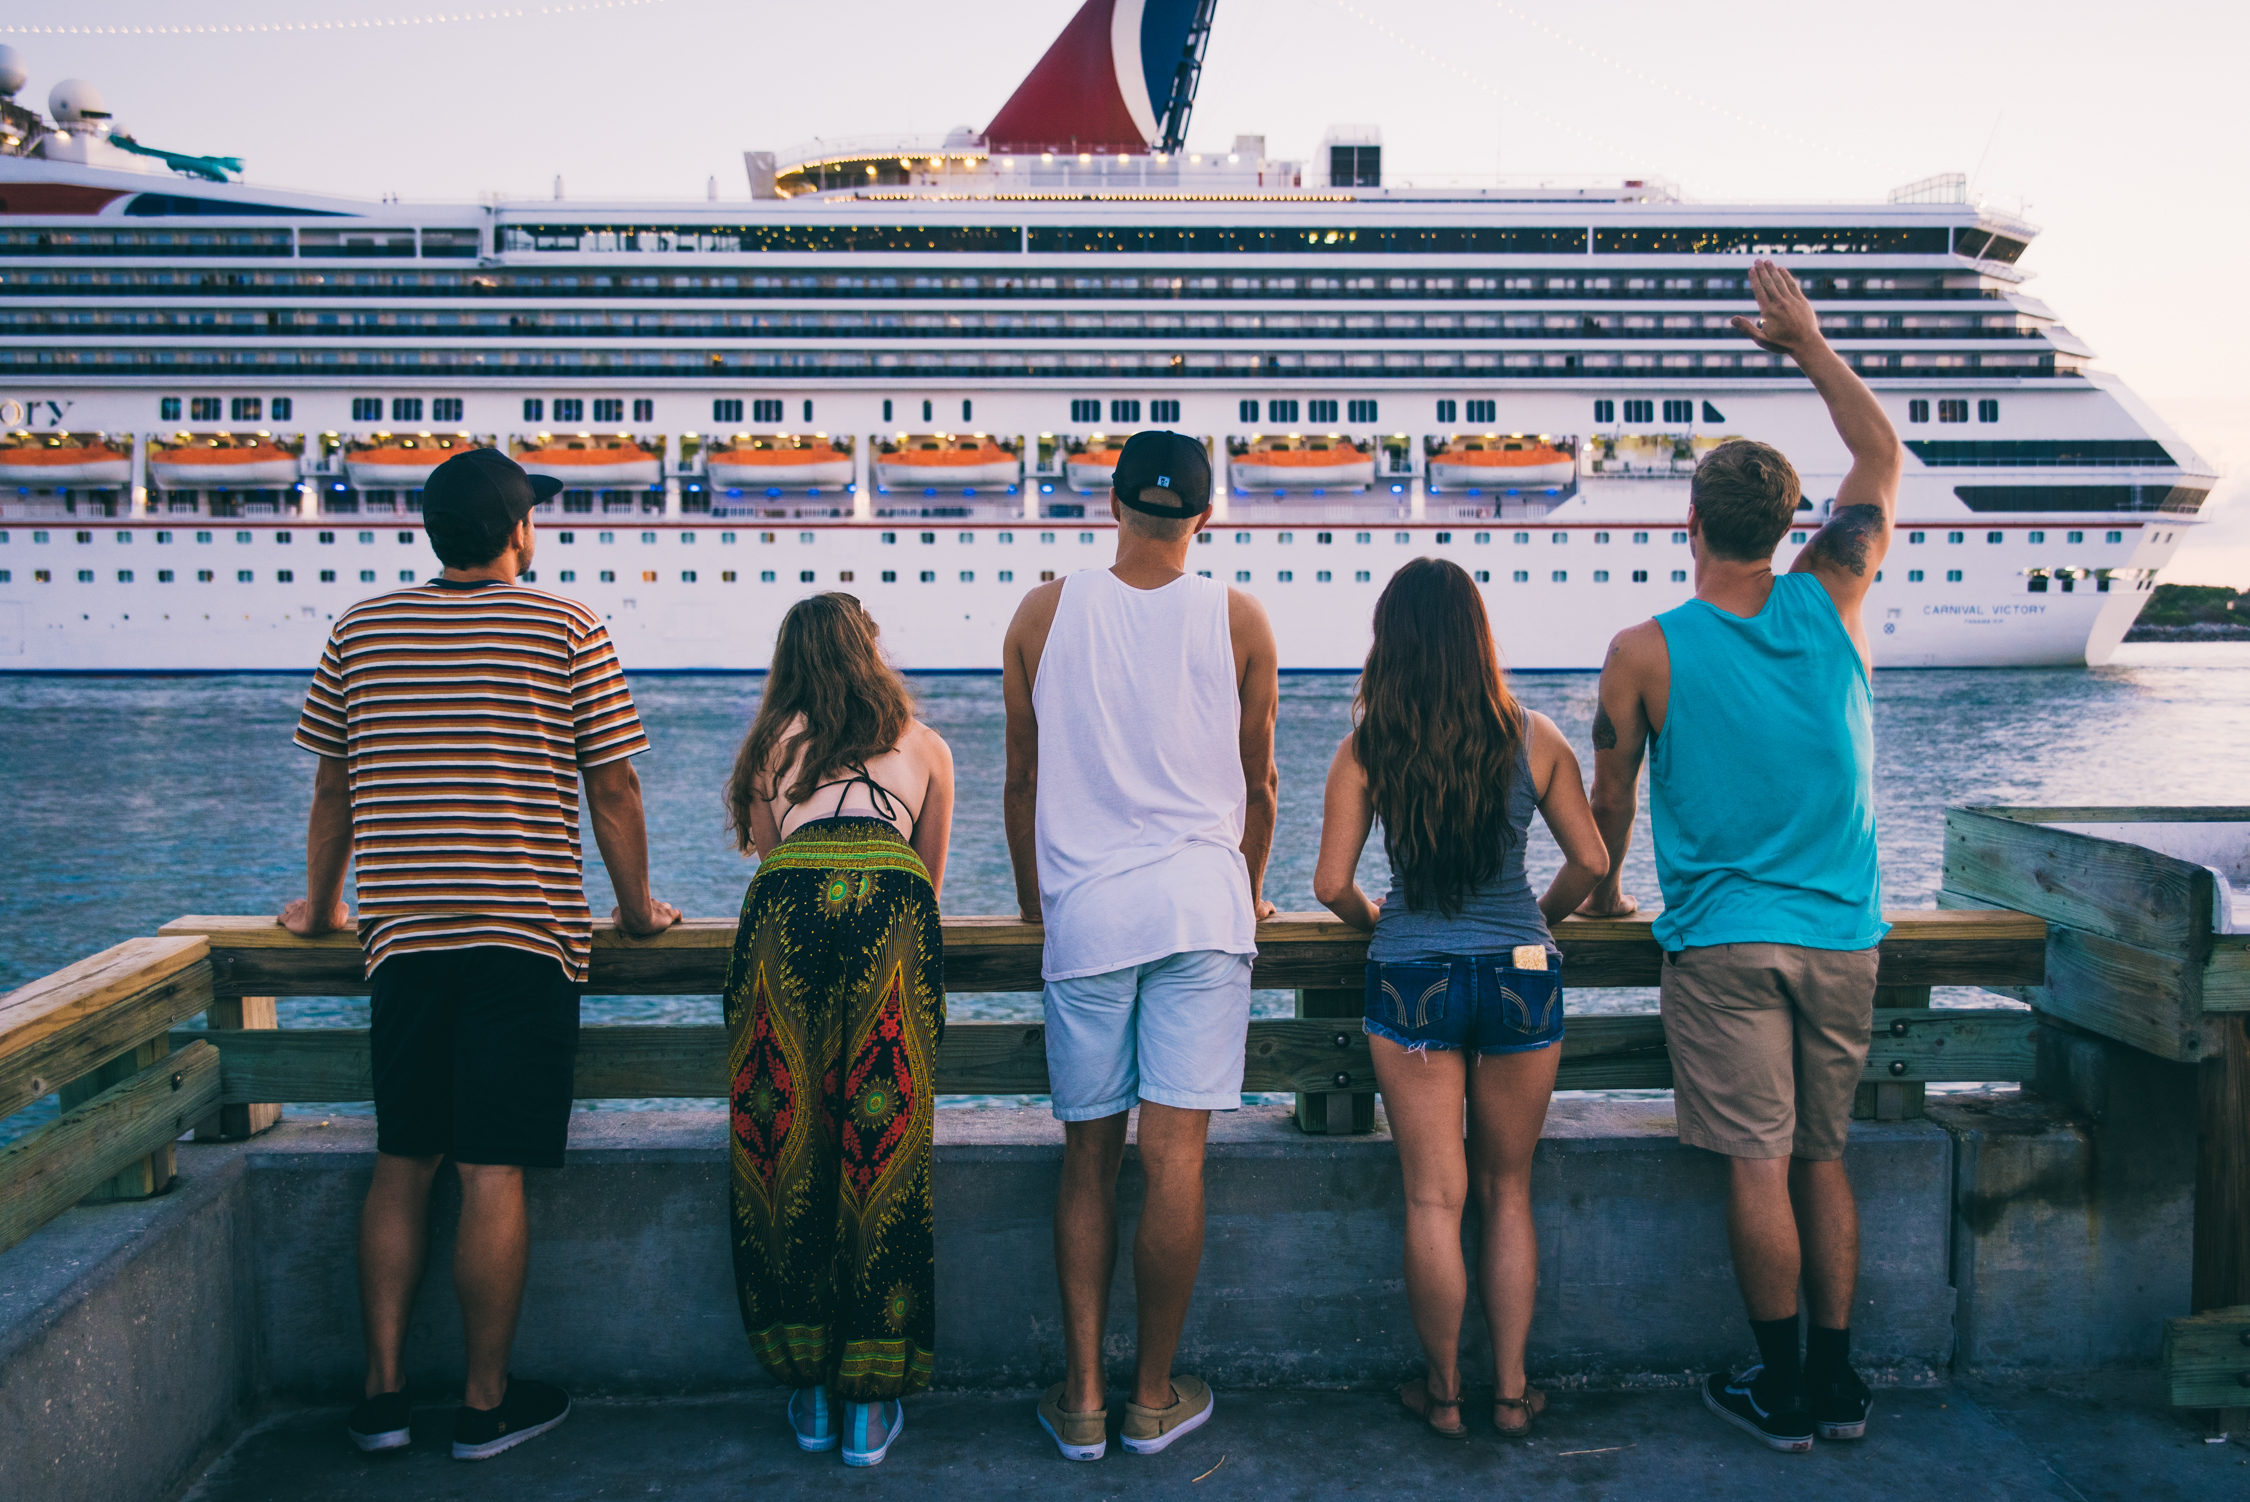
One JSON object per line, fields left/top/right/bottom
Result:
{"left": 1313, "top": 558, "right": 1609, "bottom": 1442}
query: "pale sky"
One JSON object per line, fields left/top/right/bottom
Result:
{"left": 10, "top": 0, "right": 2246, "bottom": 583}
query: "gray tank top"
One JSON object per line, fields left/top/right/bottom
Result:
{"left": 1367, "top": 734, "right": 1556, "bottom": 964}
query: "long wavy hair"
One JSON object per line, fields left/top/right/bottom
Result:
{"left": 726, "top": 593, "right": 915, "bottom": 851}
{"left": 1352, "top": 558, "right": 1528, "bottom": 916}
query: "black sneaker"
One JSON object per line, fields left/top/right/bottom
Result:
{"left": 1703, "top": 1366, "right": 1813, "bottom": 1453}
{"left": 451, "top": 1377, "right": 571, "bottom": 1461}
{"left": 346, "top": 1390, "right": 412, "bottom": 1453}
{"left": 1808, "top": 1364, "right": 1871, "bottom": 1440}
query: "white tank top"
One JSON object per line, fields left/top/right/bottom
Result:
{"left": 1032, "top": 568, "right": 1257, "bottom": 981}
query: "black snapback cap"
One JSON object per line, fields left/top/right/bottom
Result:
{"left": 421, "top": 447, "right": 561, "bottom": 548}
{"left": 1112, "top": 430, "right": 1212, "bottom": 518}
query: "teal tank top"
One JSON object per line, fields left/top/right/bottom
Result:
{"left": 1648, "top": 572, "right": 1888, "bottom": 952}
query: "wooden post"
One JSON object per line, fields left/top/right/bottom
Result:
{"left": 1853, "top": 986, "right": 1930, "bottom": 1122}
{"left": 55, "top": 1032, "right": 175, "bottom": 1201}
{"left": 194, "top": 995, "right": 282, "bottom": 1141}
{"left": 2194, "top": 1009, "right": 2250, "bottom": 1441}
{"left": 1293, "top": 987, "right": 1374, "bottom": 1135}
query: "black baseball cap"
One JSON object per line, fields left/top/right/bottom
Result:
{"left": 1112, "top": 430, "right": 1212, "bottom": 518}
{"left": 421, "top": 447, "right": 561, "bottom": 552}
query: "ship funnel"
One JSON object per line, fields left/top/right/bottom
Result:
{"left": 985, "top": 0, "right": 1218, "bottom": 155}
{"left": 50, "top": 78, "right": 110, "bottom": 123}
{"left": 0, "top": 46, "right": 27, "bottom": 100}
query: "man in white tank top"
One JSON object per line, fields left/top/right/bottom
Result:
{"left": 1002, "top": 431, "right": 1279, "bottom": 1462}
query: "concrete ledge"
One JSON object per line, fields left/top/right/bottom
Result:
{"left": 0, "top": 1098, "right": 1984, "bottom": 1502}
{"left": 0, "top": 1143, "right": 261, "bottom": 1502}
{"left": 1931, "top": 1026, "right": 2196, "bottom": 1372}
{"left": 241, "top": 1101, "right": 1956, "bottom": 1395}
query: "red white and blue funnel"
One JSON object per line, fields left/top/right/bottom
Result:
{"left": 984, "top": 0, "right": 1217, "bottom": 155}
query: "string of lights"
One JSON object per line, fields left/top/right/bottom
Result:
{"left": 1, "top": 0, "right": 671, "bottom": 37}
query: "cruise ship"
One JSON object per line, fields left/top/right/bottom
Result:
{"left": 0, "top": 0, "right": 2215, "bottom": 672}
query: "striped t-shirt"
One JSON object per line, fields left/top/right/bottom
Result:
{"left": 293, "top": 578, "right": 650, "bottom": 982}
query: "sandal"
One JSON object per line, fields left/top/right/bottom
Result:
{"left": 1493, "top": 1384, "right": 1546, "bottom": 1439}
{"left": 1398, "top": 1376, "right": 1470, "bottom": 1440}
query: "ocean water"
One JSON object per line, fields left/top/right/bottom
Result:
{"left": 3, "top": 641, "right": 2246, "bottom": 1133}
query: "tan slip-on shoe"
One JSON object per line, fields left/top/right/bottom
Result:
{"left": 1037, "top": 1384, "right": 1108, "bottom": 1461}
{"left": 1120, "top": 1375, "right": 1214, "bottom": 1455}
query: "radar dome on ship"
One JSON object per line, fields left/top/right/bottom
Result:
{"left": 50, "top": 79, "right": 111, "bottom": 124}
{"left": 0, "top": 46, "right": 27, "bottom": 99}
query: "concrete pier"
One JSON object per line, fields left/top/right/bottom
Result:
{"left": 0, "top": 1085, "right": 2209, "bottom": 1502}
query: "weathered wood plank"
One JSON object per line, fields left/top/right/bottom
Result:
{"left": 2163, "top": 1305, "right": 2250, "bottom": 1410}
{"left": 180, "top": 1007, "right": 2036, "bottom": 1105}
{"left": 0, "top": 1040, "right": 221, "bottom": 1254}
{"left": 158, "top": 909, "right": 2047, "bottom": 998}
{"left": 1944, "top": 806, "right": 2217, "bottom": 957}
{"left": 2204, "top": 946, "right": 2250, "bottom": 1015}
{"left": 1294, "top": 987, "right": 1373, "bottom": 1134}
{"left": 58, "top": 1033, "right": 177, "bottom": 1202}
{"left": 0, "top": 937, "right": 212, "bottom": 1122}
{"left": 194, "top": 995, "right": 282, "bottom": 1142}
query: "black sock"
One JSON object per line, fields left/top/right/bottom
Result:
{"left": 1805, "top": 1324, "right": 1851, "bottom": 1382}
{"left": 1748, "top": 1315, "right": 1802, "bottom": 1404}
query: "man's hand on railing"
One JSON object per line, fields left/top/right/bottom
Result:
{"left": 277, "top": 896, "right": 352, "bottom": 937}
{"left": 613, "top": 899, "right": 684, "bottom": 939}
{"left": 1254, "top": 898, "right": 1279, "bottom": 921}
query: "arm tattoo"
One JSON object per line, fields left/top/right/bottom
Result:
{"left": 1591, "top": 703, "right": 1618, "bottom": 751}
{"left": 1809, "top": 503, "right": 1887, "bottom": 577}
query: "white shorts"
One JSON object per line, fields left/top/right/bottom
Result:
{"left": 1041, "top": 950, "right": 1253, "bottom": 1121}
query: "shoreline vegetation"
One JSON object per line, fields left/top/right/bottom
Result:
{"left": 2123, "top": 583, "right": 2248, "bottom": 642}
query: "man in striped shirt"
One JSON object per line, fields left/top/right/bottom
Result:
{"left": 280, "top": 447, "right": 678, "bottom": 1462}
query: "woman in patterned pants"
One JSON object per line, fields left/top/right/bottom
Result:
{"left": 722, "top": 593, "right": 954, "bottom": 1467}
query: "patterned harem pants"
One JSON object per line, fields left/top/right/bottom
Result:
{"left": 722, "top": 816, "right": 945, "bottom": 1400}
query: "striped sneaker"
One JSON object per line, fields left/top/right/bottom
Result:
{"left": 788, "top": 1387, "right": 837, "bottom": 1452}
{"left": 842, "top": 1400, "right": 903, "bottom": 1467}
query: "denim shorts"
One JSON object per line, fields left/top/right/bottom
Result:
{"left": 1362, "top": 954, "right": 1565, "bottom": 1055}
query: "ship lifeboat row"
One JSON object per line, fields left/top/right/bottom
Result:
{"left": 1228, "top": 437, "right": 1378, "bottom": 491}
{"left": 344, "top": 435, "right": 491, "bottom": 489}
{"left": 707, "top": 437, "right": 854, "bottom": 490}
{"left": 513, "top": 437, "right": 663, "bottom": 488}
{"left": 1425, "top": 438, "right": 1576, "bottom": 490}
{"left": 0, "top": 433, "right": 133, "bottom": 486}
{"left": 875, "top": 436, "right": 1021, "bottom": 489}
{"left": 1063, "top": 437, "right": 1127, "bottom": 494}
{"left": 148, "top": 435, "right": 301, "bottom": 489}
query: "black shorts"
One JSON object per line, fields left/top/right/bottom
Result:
{"left": 368, "top": 946, "right": 582, "bottom": 1168}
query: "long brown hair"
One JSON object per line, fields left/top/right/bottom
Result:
{"left": 726, "top": 593, "right": 916, "bottom": 851}
{"left": 1352, "top": 557, "right": 1528, "bottom": 916}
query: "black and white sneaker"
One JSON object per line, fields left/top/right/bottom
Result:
{"left": 1809, "top": 1364, "right": 1872, "bottom": 1440}
{"left": 1703, "top": 1366, "right": 1813, "bottom": 1453}
{"left": 346, "top": 1390, "right": 412, "bottom": 1452}
{"left": 451, "top": 1377, "right": 571, "bottom": 1461}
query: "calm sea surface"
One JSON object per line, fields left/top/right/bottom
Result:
{"left": 4, "top": 642, "right": 2246, "bottom": 1133}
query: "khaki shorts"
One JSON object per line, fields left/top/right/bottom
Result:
{"left": 1659, "top": 942, "right": 1880, "bottom": 1161}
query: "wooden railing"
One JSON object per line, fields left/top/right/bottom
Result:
{"left": 0, "top": 907, "right": 2047, "bottom": 1253}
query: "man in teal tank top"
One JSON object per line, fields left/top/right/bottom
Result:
{"left": 1581, "top": 260, "right": 1900, "bottom": 1455}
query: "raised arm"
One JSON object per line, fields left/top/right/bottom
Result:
{"left": 1525, "top": 712, "right": 1609, "bottom": 927}
{"left": 1731, "top": 258, "right": 1902, "bottom": 629}
{"left": 1230, "top": 586, "right": 1281, "bottom": 920}
{"left": 1577, "top": 622, "right": 1664, "bottom": 918}
{"left": 1000, "top": 582, "right": 1060, "bottom": 924}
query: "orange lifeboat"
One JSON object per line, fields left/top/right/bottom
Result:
{"left": 875, "top": 435, "right": 1019, "bottom": 489}
{"left": 148, "top": 435, "right": 299, "bottom": 488}
{"left": 1229, "top": 436, "right": 1375, "bottom": 490}
{"left": 514, "top": 436, "right": 661, "bottom": 487}
{"left": 1064, "top": 437, "right": 1127, "bottom": 493}
{"left": 344, "top": 435, "right": 486, "bottom": 488}
{"left": 0, "top": 433, "right": 131, "bottom": 486}
{"left": 1427, "top": 438, "right": 1575, "bottom": 490}
{"left": 707, "top": 437, "right": 854, "bottom": 490}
